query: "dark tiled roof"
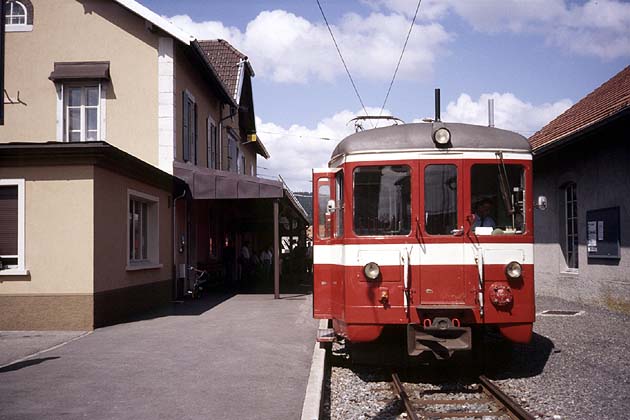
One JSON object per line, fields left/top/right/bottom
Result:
{"left": 529, "top": 66, "right": 630, "bottom": 152}
{"left": 197, "top": 39, "right": 247, "bottom": 101}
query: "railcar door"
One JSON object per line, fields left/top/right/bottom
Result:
{"left": 312, "top": 168, "right": 338, "bottom": 319}
{"left": 417, "top": 161, "right": 467, "bottom": 305}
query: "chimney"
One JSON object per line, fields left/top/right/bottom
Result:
{"left": 488, "top": 98, "right": 495, "bottom": 128}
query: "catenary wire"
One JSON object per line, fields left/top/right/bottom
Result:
{"left": 316, "top": 0, "right": 372, "bottom": 126}
{"left": 376, "top": 0, "right": 422, "bottom": 127}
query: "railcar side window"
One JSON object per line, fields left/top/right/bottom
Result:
{"left": 471, "top": 164, "right": 525, "bottom": 235}
{"left": 353, "top": 165, "right": 411, "bottom": 236}
{"left": 424, "top": 165, "right": 458, "bottom": 235}
{"left": 335, "top": 172, "right": 344, "bottom": 238}
{"left": 317, "top": 180, "right": 331, "bottom": 239}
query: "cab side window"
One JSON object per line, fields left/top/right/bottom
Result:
{"left": 334, "top": 172, "right": 344, "bottom": 238}
{"left": 317, "top": 180, "right": 331, "bottom": 239}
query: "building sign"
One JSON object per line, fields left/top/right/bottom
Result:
{"left": 586, "top": 207, "right": 620, "bottom": 260}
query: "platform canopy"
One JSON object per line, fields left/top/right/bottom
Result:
{"left": 174, "top": 162, "right": 283, "bottom": 200}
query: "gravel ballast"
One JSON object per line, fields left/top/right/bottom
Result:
{"left": 325, "top": 295, "right": 630, "bottom": 420}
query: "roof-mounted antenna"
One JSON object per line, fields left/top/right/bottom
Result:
{"left": 434, "top": 88, "right": 441, "bottom": 122}
{"left": 488, "top": 98, "right": 495, "bottom": 128}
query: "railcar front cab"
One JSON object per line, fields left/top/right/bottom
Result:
{"left": 313, "top": 123, "right": 538, "bottom": 359}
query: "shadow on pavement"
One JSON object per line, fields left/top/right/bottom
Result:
{"left": 117, "top": 292, "right": 236, "bottom": 326}
{"left": 0, "top": 357, "right": 60, "bottom": 374}
{"left": 482, "top": 332, "right": 555, "bottom": 380}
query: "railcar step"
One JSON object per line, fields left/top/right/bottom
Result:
{"left": 316, "top": 328, "right": 336, "bottom": 343}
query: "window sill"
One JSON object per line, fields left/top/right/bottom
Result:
{"left": 6, "top": 24, "right": 33, "bottom": 32}
{"left": 126, "top": 263, "right": 163, "bottom": 272}
{"left": 560, "top": 269, "right": 579, "bottom": 276}
{"left": 0, "top": 268, "right": 30, "bottom": 276}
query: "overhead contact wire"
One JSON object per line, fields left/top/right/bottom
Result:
{"left": 377, "top": 0, "right": 422, "bottom": 125}
{"left": 316, "top": 0, "right": 372, "bottom": 124}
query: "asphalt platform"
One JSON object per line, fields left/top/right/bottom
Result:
{"left": 0, "top": 293, "right": 319, "bottom": 420}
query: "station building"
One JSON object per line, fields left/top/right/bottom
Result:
{"left": 530, "top": 66, "right": 630, "bottom": 311}
{"left": 0, "top": 0, "right": 307, "bottom": 330}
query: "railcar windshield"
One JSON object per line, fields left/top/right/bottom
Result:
{"left": 471, "top": 164, "right": 525, "bottom": 235}
{"left": 424, "top": 164, "right": 458, "bottom": 235}
{"left": 353, "top": 165, "right": 411, "bottom": 236}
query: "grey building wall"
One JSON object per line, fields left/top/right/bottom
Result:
{"left": 533, "top": 116, "right": 630, "bottom": 311}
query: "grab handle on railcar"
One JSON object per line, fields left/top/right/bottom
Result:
{"left": 450, "top": 226, "right": 464, "bottom": 236}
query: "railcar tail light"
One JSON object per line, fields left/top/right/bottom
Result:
{"left": 433, "top": 127, "right": 451, "bottom": 145}
{"left": 505, "top": 261, "right": 522, "bottom": 279}
{"left": 363, "top": 262, "right": 380, "bottom": 281}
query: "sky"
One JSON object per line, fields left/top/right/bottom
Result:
{"left": 141, "top": 0, "right": 629, "bottom": 192}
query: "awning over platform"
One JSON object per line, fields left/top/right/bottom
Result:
{"left": 174, "top": 163, "right": 283, "bottom": 200}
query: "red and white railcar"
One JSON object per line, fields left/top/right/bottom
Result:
{"left": 313, "top": 122, "right": 535, "bottom": 358}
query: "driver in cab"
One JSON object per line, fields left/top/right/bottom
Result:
{"left": 472, "top": 198, "right": 496, "bottom": 229}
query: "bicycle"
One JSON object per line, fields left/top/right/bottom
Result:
{"left": 186, "top": 266, "right": 209, "bottom": 299}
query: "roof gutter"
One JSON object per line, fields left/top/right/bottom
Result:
{"left": 112, "top": 0, "right": 194, "bottom": 45}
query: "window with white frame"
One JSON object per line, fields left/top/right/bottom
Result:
{"left": 64, "top": 85, "right": 100, "bottom": 142}
{"left": 207, "top": 117, "right": 219, "bottom": 169}
{"left": 0, "top": 179, "right": 25, "bottom": 275}
{"left": 182, "top": 91, "right": 197, "bottom": 164}
{"left": 563, "top": 182, "right": 578, "bottom": 270}
{"left": 128, "top": 190, "right": 159, "bottom": 267}
{"left": 4, "top": 0, "right": 33, "bottom": 32}
{"left": 227, "top": 132, "right": 238, "bottom": 173}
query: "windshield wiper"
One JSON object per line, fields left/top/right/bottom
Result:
{"left": 495, "top": 151, "right": 514, "bottom": 215}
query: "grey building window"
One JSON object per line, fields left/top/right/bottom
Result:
{"left": 563, "top": 182, "right": 578, "bottom": 269}
{"left": 227, "top": 132, "right": 238, "bottom": 173}
{"left": 207, "top": 118, "right": 219, "bottom": 170}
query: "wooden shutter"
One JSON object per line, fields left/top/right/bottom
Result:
{"left": 182, "top": 92, "right": 190, "bottom": 162}
{"left": 211, "top": 123, "right": 217, "bottom": 169}
{"left": 193, "top": 102, "right": 198, "bottom": 165}
{"left": 0, "top": 186, "right": 18, "bottom": 256}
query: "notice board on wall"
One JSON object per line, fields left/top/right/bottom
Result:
{"left": 586, "top": 207, "right": 620, "bottom": 259}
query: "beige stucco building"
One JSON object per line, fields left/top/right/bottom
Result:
{"left": 0, "top": 0, "right": 306, "bottom": 330}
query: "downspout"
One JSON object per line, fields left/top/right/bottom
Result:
{"left": 172, "top": 189, "right": 186, "bottom": 299}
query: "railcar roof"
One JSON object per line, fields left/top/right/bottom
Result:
{"left": 331, "top": 122, "right": 531, "bottom": 161}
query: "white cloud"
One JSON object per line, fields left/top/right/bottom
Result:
{"left": 257, "top": 108, "right": 394, "bottom": 191}
{"left": 362, "top": 0, "right": 630, "bottom": 59}
{"left": 432, "top": 92, "right": 572, "bottom": 135}
{"left": 167, "top": 9, "right": 452, "bottom": 83}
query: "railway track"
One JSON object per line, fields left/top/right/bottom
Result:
{"left": 391, "top": 373, "right": 534, "bottom": 420}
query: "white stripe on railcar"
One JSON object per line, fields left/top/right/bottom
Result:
{"left": 313, "top": 243, "right": 534, "bottom": 266}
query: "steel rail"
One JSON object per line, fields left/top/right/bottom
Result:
{"left": 391, "top": 373, "right": 419, "bottom": 420}
{"left": 478, "top": 375, "right": 535, "bottom": 420}
{"left": 391, "top": 372, "right": 535, "bottom": 420}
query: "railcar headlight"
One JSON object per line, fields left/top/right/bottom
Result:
{"left": 433, "top": 127, "right": 451, "bottom": 145}
{"left": 363, "top": 262, "right": 380, "bottom": 281}
{"left": 505, "top": 261, "right": 522, "bottom": 279}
